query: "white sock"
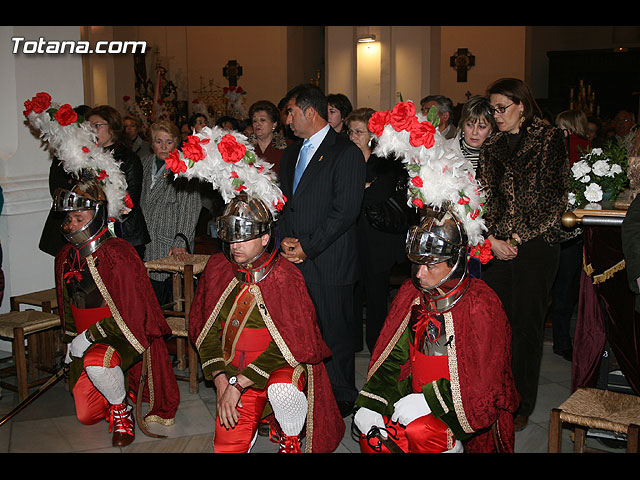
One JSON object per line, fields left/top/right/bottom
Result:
{"left": 267, "top": 382, "right": 308, "bottom": 437}
{"left": 85, "top": 365, "right": 126, "bottom": 405}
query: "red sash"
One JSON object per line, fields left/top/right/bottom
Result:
{"left": 409, "top": 342, "right": 450, "bottom": 393}
{"left": 70, "top": 303, "right": 112, "bottom": 334}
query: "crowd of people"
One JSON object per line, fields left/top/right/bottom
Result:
{"left": 40, "top": 78, "right": 638, "bottom": 453}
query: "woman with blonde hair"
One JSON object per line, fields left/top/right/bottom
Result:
{"left": 140, "top": 121, "right": 201, "bottom": 304}
{"left": 555, "top": 109, "right": 591, "bottom": 165}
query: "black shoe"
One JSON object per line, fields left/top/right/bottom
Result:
{"left": 337, "top": 401, "right": 354, "bottom": 418}
{"left": 554, "top": 349, "right": 573, "bottom": 361}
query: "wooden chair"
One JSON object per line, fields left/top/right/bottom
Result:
{"left": 0, "top": 310, "right": 62, "bottom": 401}
{"left": 549, "top": 387, "right": 640, "bottom": 453}
{"left": 10, "top": 287, "right": 58, "bottom": 313}
{"left": 145, "top": 254, "right": 210, "bottom": 393}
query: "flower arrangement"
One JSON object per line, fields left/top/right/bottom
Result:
{"left": 24, "top": 92, "right": 130, "bottom": 219}
{"left": 164, "top": 126, "right": 286, "bottom": 217}
{"left": 369, "top": 100, "right": 488, "bottom": 247}
{"left": 223, "top": 85, "right": 248, "bottom": 120}
{"left": 569, "top": 141, "right": 628, "bottom": 206}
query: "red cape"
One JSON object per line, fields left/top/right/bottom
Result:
{"left": 370, "top": 278, "right": 520, "bottom": 453}
{"left": 190, "top": 253, "right": 345, "bottom": 453}
{"left": 55, "top": 237, "right": 180, "bottom": 424}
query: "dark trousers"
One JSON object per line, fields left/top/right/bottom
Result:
{"left": 550, "top": 236, "right": 583, "bottom": 353}
{"left": 354, "top": 269, "right": 392, "bottom": 353}
{"left": 481, "top": 236, "right": 560, "bottom": 417}
{"left": 305, "top": 281, "right": 357, "bottom": 404}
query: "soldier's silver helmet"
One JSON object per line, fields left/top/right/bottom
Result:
{"left": 406, "top": 204, "right": 470, "bottom": 313}
{"left": 216, "top": 194, "right": 277, "bottom": 283}
{"left": 53, "top": 180, "right": 112, "bottom": 256}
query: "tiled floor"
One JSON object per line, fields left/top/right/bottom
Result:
{"left": 0, "top": 329, "right": 630, "bottom": 453}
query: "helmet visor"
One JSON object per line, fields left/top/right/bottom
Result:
{"left": 53, "top": 188, "right": 99, "bottom": 212}
{"left": 216, "top": 215, "right": 270, "bottom": 243}
{"left": 406, "top": 225, "right": 462, "bottom": 265}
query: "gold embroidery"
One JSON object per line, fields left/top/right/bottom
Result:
{"left": 95, "top": 323, "right": 107, "bottom": 339}
{"left": 431, "top": 380, "right": 449, "bottom": 414}
{"left": 444, "top": 310, "right": 474, "bottom": 434}
{"left": 359, "top": 390, "right": 389, "bottom": 406}
{"left": 247, "top": 363, "right": 269, "bottom": 379}
{"left": 250, "top": 285, "right": 298, "bottom": 368}
{"left": 195, "top": 277, "right": 239, "bottom": 351}
{"left": 221, "top": 284, "right": 257, "bottom": 365}
{"left": 367, "top": 297, "right": 420, "bottom": 381}
{"left": 305, "top": 364, "right": 314, "bottom": 453}
{"left": 86, "top": 256, "right": 145, "bottom": 354}
{"left": 103, "top": 346, "right": 116, "bottom": 368}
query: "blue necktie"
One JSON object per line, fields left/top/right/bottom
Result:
{"left": 292, "top": 139, "right": 312, "bottom": 192}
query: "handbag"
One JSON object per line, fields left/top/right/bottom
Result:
{"left": 364, "top": 195, "right": 410, "bottom": 234}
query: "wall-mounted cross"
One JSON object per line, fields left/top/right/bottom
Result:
{"left": 223, "top": 60, "right": 243, "bottom": 87}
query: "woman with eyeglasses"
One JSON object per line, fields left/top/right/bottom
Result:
{"left": 86, "top": 105, "right": 150, "bottom": 259}
{"left": 346, "top": 108, "right": 408, "bottom": 353}
{"left": 449, "top": 95, "right": 497, "bottom": 173}
{"left": 476, "top": 78, "right": 572, "bottom": 432}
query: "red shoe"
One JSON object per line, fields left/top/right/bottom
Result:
{"left": 278, "top": 433, "right": 302, "bottom": 453}
{"left": 107, "top": 401, "right": 135, "bottom": 447}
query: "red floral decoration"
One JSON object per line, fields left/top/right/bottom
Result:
{"left": 273, "top": 195, "right": 287, "bottom": 212}
{"left": 368, "top": 110, "right": 390, "bottom": 136}
{"left": 217, "top": 134, "right": 247, "bottom": 164}
{"left": 389, "top": 101, "right": 416, "bottom": 132}
{"left": 408, "top": 117, "right": 436, "bottom": 148}
{"left": 95, "top": 170, "right": 109, "bottom": 181}
{"left": 30, "top": 92, "right": 52, "bottom": 114}
{"left": 123, "top": 193, "right": 134, "bottom": 209}
{"left": 165, "top": 150, "right": 187, "bottom": 174}
{"left": 470, "top": 239, "right": 494, "bottom": 264}
{"left": 410, "top": 176, "right": 424, "bottom": 188}
{"left": 182, "top": 135, "right": 210, "bottom": 163}
{"left": 54, "top": 104, "right": 78, "bottom": 126}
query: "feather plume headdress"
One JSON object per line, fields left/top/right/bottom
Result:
{"left": 164, "top": 125, "right": 286, "bottom": 217}
{"left": 369, "top": 101, "right": 488, "bottom": 246}
{"left": 24, "top": 92, "right": 130, "bottom": 219}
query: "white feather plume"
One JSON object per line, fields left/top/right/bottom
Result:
{"left": 24, "top": 93, "right": 128, "bottom": 219}
{"left": 165, "top": 126, "right": 286, "bottom": 217}
{"left": 370, "top": 101, "right": 487, "bottom": 245}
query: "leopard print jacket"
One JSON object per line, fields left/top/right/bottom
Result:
{"left": 477, "top": 116, "right": 572, "bottom": 245}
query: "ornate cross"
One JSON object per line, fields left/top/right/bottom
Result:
{"left": 223, "top": 60, "right": 243, "bottom": 87}
{"left": 450, "top": 48, "right": 475, "bottom": 83}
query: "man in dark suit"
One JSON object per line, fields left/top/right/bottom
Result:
{"left": 277, "top": 84, "right": 366, "bottom": 416}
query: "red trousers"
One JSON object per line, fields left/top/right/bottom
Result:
{"left": 213, "top": 327, "right": 305, "bottom": 453}
{"left": 72, "top": 344, "right": 121, "bottom": 425}
{"left": 360, "top": 345, "right": 455, "bottom": 453}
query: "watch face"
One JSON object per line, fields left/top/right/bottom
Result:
{"left": 229, "top": 376, "right": 238, "bottom": 385}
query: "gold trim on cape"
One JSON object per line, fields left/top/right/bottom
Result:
{"left": 86, "top": 256, "right": 145, "bottom": 355}
{"left": 366, "top": 297, "right": 420, "bottom": 381}
{"left": 195, "top": 277, "right": 239, "bottom": 351}
{"left": 444, "top": 310, "right": 474, "bottom": 434}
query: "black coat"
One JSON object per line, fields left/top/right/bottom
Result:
{"left": 357, "top": 154, "right": 407, "bottom": 275}
{"left": 277, "top": 127, "right": 366, "bottom": 286}
{"left": 110, "top": 143, "right": 150, "bottom": 248}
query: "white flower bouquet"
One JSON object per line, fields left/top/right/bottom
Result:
{"left": 569, "top": 141, "right": 628, "bottom": 206}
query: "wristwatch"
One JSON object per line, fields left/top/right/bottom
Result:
{"left": 228, "top": 376, "right": 247, "bottom": 394}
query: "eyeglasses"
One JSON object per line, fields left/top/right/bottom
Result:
{"left": 347, "top": 128, "right": 369, "bottom": 136}
{"left": 490, "top": 103, "right": 514, "bottom": 115}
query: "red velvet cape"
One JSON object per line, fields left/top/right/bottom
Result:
{"left": 190, "top": 253, "right": 345, "bottom": 452}
{"left": 55, "top": 237, "right": 180, "bottom": 424}
{"left": 370, "top": 278, "right": 520, "bottom": 453}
